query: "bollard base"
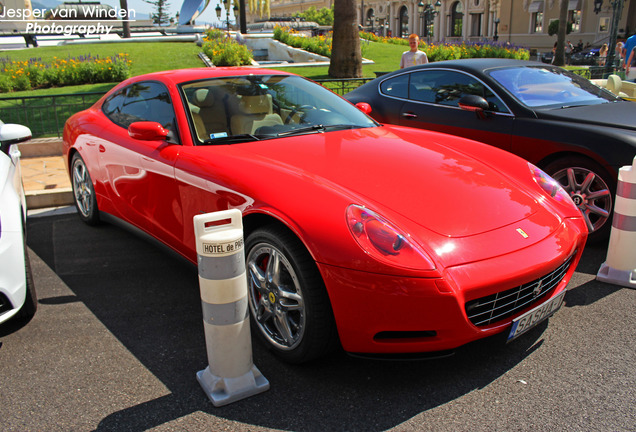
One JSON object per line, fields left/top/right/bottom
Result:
{"left": 596, "top": 263, "right": 636, "bottom": 289}
{"left": 197, "top": 365, "right": 270, "bottom": 407}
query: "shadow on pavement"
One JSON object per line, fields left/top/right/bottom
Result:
{"left": 26, "top": 212, "right": 608, "bottom": 432}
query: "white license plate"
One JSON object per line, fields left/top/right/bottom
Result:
{"left": 507, "top": 291, "right": 566, "bottom": 342}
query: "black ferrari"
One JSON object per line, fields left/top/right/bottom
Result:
{"left": 345, "top": 58, "right": 636, "bottom": 243}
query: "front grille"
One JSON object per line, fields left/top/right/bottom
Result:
{"left": 465, "top": 253, "right": 575, "bottom": 327}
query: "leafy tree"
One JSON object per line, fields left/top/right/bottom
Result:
{"left": 293, "top": 6, "right": 334, "bottom": 26}
{"left": 548, "top": 19, "right": 572, "bottom": 36}
{"left": 144, "top": 0, "right": 171, "bottom": 26}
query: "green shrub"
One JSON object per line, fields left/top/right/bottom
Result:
{"left": 0, "top": 53, "right": 132, "bottom": 93}
{"left": 274, "top": 26, "right": 332, "bottom": 57}
{"left": 202, "top": 30, "right": 254, "bottom": 66}
{"left": 358, "top": 30, "right": 530, "bottom": 61}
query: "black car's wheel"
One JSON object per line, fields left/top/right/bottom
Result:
{"left": 246, "top": 225, "right": 337, "bottom": 363}
{"left": 71, "top": 153, "right": 100, "bottom": 225}
{"left": 545, "top": 157, "right": 614, "bottom": 244}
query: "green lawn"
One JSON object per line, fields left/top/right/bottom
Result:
{"left": 0, "top": 39, "right": 405, "bottom": 97}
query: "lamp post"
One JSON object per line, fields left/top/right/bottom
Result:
{"left": 493, "top": 18, "right": 500, "bottom": 42}
{"left": 417, "top": 0, "right": 441, "bottom": 42}
{"left": 215, "top": 0, "right": 233, "bottom": 35}
{"left": 594, "top": 0, "right": 625, "bottom": 77}
{"left": 367, "top": 12, "right": 375, "bottom": 34}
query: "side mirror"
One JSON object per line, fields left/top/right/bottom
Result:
{"left": 355, "top": 102, "right": 373, "bottom": 115}
{"left": 128, "top": 121, "right": 169, "bottom": 141}
{"left": 458, "top": 95, "right": 490, "bottom": 119}
{"left": 458, "top": 95, "right": 489, "bottom": 119}
{"left": 0, "top": 122, "right": 32, "bottom": 155}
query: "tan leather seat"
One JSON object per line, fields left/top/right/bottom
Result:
{"left": 231, "top": 94, "right": 283, "bottom": 135}
{"left": 189, "top": 88, "right": 229, "bottom": 141}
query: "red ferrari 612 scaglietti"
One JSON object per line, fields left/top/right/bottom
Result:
{"left": 63, "top": 68, "right": 587, "bottom": 363}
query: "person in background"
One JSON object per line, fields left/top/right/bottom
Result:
{"left": 400, "top": 34, "right": 428, "bottom": 69}
{"left": 599, "top": 43, "right": 608, "bottom": 66}
{"left": 565, "top": 40, "right": 573, "bottom": 65}
{"left": 625, "top": 33, "right": 636, "bottom": 81}
{"left": 616, "top": 41, "right": 625, "bottom": 68}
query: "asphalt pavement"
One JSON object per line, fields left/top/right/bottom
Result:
{"left": 0, "top": 207, "right": 634, "bottom": 432}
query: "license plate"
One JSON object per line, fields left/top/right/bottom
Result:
{"left": 507, "top": 291, "right": 566, "bottom": 342}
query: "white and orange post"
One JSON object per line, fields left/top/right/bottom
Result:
{"left": 597, "top": 156, "right": 636, "bottom": 289}
{"left": 193, "top": 209, "right": 269, "bottom": 407}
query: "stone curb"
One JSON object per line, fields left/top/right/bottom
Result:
{"left": 20, "top": 138, "right": 73, "bottom": 210}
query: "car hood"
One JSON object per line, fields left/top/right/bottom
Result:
{"left": 239, "top": 125, "right": 542, "bottom": 238}
{"left": 535, "top": 101, "right": 636, "bottom": 131}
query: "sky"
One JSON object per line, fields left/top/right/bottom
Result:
{"left": 96, "top": 0, "right": 236, "bottom": 27}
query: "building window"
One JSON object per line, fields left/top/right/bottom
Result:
{"left": 568, "top": 0, "right": 581, "bottom": 33}
{"left": 450, "top": 1, "right": 463, "bottom": 37}
{"left": 532, "top": 12, "right": 543, "bottom": 33}
{"left": 598, "top": 17, "right": 609, "bottom": 33}
{"left": 470, "top": 13, "right": 482, "bottom": 36}
{"left": 399, "top": 6, "right": 409, "bottom": 38}
{"left": 528, "top": 1, "right": 544, "bottom": 33}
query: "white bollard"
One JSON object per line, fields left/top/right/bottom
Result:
{"left": 596, "top": 156, "right": 636, "bottom": 289}
{"left": 193, "top": 209, "right": 269, "bottom": 407}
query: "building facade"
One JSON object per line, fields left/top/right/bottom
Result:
{"left": 262, "top": 0, "right": 635, "bottom": 51}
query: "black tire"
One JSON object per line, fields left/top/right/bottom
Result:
{"left": 544, "top": 156, "right": 614, "bottom": 245}
{"left": 17, "top": 237, "right": 37, "bottom": 321}
{"left": 245, "top": 225, "right": 338, "bottom": 364}
{"left": 71, "top": 153, "right": 100, "bottom": 225}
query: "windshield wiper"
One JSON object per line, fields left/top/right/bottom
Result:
{"left": 277, "top": 124, "right": 325, "bottom": 137}
{"left": 322, "top": 124, "right": 362, "bottom": 131}
{"left": 202, "top": 134, "right": 263, "bottom": 145}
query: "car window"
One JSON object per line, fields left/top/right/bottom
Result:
{"left": 380, "top": 75, "right": 410, "bottom": 99}
{"left": 379, "top": 70, "right": 508, "bottom": 113}
{"left": 103, "top": 81, "right": 176, "bottom": 131}
{"left": 180, "top": 75, "right": 377, "bottom": 144}
{"left": 409, "top": 70, "right": 508, "bottom": 112}
{"left": 489, "top": 66, "right": 618, "bottom": 108}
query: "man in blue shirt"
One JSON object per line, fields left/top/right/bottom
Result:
{"left": 624, "top": 34, "right": 636, "bottom": 81}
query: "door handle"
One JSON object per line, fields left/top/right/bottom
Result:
{"left": 99, "top": 145, "right": 106, "bottom": 152}
{"left": 401, "top": 112, "right": 417, "bottom": 119}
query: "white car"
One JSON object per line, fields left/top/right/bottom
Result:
{"left": 0, "top": 121, "right": 37, "bottom": 325}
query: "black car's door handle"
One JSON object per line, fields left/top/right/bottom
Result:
{"left": 401, "top": 112, "right": 417, "bottom": 119}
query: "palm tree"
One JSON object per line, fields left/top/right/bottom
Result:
{"left": 328, "top": 0, "right": 362, "bottom": 78}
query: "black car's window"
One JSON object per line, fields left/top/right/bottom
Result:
{"left": 380, "top": 75, "right": 410, "bottom": 99}
{"left": 102, "top": 81, "right": 176, "bottom": 132}
{"left": 489, "top": 66, "right": 618, "bottom": 108}
{"left": 379, "top": 70, "right": 508, "bottom": 113}
{"left": 408, "top": 70, "right": 508, "bottom": 112}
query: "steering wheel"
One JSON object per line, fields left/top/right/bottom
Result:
{"left": 285, "top": 105, "right": 315, "bottom": 124}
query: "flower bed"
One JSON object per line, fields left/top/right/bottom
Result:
{"left": 202, "top": 29, "right": 254, "bottom": 66}
{"left": 273, "top": 27, "right": 530, "bottom": 61}
{"left": 0, "top": 53, "right": 132, "bottom": 93}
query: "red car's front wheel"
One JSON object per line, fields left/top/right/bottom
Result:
{"left": 246, "top": 225, "right": 338, "bottom": 363}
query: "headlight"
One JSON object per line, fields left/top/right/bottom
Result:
{"left": 529, "top": 163, "right": 575, "bottom": 206}
{"left": 346, "top": 204, "right": 435, "bottom": 270}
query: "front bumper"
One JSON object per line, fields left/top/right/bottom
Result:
{"left": 319, "top": 220, "right": 587, "bottom": 355}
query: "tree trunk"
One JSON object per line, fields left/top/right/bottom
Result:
{"left": 328, "top": 0, "right": 362, "bottom": 78}
{"left": 553, "top": 0, "right": 568, "bottom": 66}
{"left": 120, "top": 0, "right": 131, "bottom": 38}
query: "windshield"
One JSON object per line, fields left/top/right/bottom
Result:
{"left": 489, "top": 66, "right": 619, "bottom": 108}
{"left": 180, "top": 75, "right": 377, "bottom": 144}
